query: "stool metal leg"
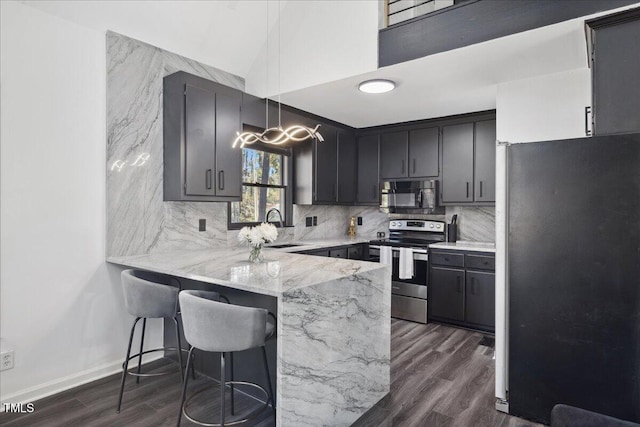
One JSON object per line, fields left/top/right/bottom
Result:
{"left": 176, "top": 346, "right": 194, "bottom": 427}
{"left": 220, "top": 352, "right": 226, "bottom": 427}
{"left": 173, "top": 317, "right": 185, "bottom": 380}
{"left": 117, "top": 317, "right": 141, "bottom": 413}
{"left": 229, "top": 352, "right": 235, "bottom": 415}
{"left": 136, "top": 318, "right": 147, "bottom": 384}
{"left": 261, "top": 346, "right": 275, "bottom": 409}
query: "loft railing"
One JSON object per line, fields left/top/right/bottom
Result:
{"left": 384, "top": 0, "right": 456, "bottom": 27}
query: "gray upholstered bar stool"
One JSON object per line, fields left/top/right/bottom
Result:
{"left": 117, "top": 269, "right": 214, "bottom": 413}
{"left": 177, "top": 290, "right": 275, "bottom": 427}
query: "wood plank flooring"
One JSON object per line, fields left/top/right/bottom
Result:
{"left": 1, "top": 320, "right": 544, "bottom": 427}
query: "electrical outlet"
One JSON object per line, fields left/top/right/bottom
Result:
{"left": 357, "top": 216, "right": 363, "bottom": 226}
{"left": 1, "top": 350, "right": 14, "bottom": 371}
{"left": 313, "top": 216, "right": 317, "bottom": 226}
{"left": 305, "top": 217, "right": 312, "bottom": 227}
{"left": 198, "top": 219, "right": 206, "bottom": 232}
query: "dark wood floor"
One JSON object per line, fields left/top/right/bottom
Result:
{"left": 1, "top": 320, "right": 544, "bottom": 427}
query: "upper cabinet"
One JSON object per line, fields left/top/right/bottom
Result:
{"left": 356, "top": 134, "right": 380, "bottom": 205}
{"left": 164, "top": 71, "right": 241, "bottom": 201}
{"left": 380, "top": 128, "right": 439, "bottom": 179}
{"left": 294, "top": 119, "right": 358, "bottom": 205}
{"left": 588, "top": 9, "right": 640, "bottom": 136}
{"left": 442, "top": 119, "right": 496, "bottom": 204}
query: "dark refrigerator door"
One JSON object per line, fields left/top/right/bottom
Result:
{"left": 508, "top": 134, "right": 640, "bottom": 424}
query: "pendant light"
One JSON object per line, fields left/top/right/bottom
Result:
{"left": 233, "top": 0, "right": 323, "bottom": 148}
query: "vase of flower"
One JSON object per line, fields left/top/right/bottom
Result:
{"left": 238, "top": 223, "right": 278, "bottom": 264}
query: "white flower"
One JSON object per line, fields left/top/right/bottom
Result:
{"left": 259, "top": 222, "right": 278, "bottom": 243}
{"left": 238, "top": 227, "right": 251, "bottom": 244}
{"left": 248, "top": 226, "right": 264, "bottom": 247}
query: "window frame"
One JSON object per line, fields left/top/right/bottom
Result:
{"left": 227, "top": 141, "right": 293, "bottom": 230}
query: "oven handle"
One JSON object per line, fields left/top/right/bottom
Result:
{"left": 370, "top": 245, "right": 429, "bottom": 260}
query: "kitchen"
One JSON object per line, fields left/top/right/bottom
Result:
{"left": 1, "top": 1, "right": 639, "bottom": 427}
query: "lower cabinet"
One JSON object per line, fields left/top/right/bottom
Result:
{"left": 297, "top": 243, "right": 367, "bottom": 260}
{"left": 429, "top": 250, "right": 495, "bottom": 332}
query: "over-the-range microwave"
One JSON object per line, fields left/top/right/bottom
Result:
{"left": 380, "top": 180, "right": 444, "bottom": 214}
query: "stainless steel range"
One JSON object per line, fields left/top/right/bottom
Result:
{"left": 369, "top": 219, "right": 445, "bottom": 324}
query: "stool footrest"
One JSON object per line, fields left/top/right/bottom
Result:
{"left": 123, "top": 347, "right": 192, "bottom": 377}
{"left": 183, "top": 381, "right": 271, "bottom": 427}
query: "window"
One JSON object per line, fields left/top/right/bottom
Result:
{"left": 229, "top": 144, "right": 291, "bottom": 228}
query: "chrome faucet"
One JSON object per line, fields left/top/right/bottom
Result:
{"left": 265, "top": 208, "right": 284, "bottom": 228}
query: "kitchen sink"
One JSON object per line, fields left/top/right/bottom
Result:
{"left": 267, "top": 243, "right": 302, "bottom": 249}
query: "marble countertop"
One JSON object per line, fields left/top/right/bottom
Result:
{"left": 107, "top": 246, "right": 387, "bottom": 298}
{"left": 429, "top": 241, "right": 496, "bottom": 253}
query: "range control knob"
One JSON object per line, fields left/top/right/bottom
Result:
{"left": 429, "top": 223, "right": 434, "bottom": 228}
{"left": 390, "top": 221, "right": 396, "bottom": 228}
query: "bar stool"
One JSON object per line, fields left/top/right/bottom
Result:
{"left": 177, "top": 290, "right": 276, "bottom": 427}
{"left": 116, "top": 269, "right": 219, "bottom": 413}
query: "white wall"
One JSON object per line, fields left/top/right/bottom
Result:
{"left": 496, "top": 68, "right": 592, "bottom": 143}
{"left": 0, "top": 1, "right": 162, "bottom": 404}
{"left": 245, "top": 0, "right": 379, "bottom": 97}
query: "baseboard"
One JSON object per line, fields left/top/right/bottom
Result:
{"left": 0, "top": 354, "right": 163, "bottom": 410}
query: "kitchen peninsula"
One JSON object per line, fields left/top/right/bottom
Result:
{"left": 108, "top": 247, "right": 391, "bottom": 427}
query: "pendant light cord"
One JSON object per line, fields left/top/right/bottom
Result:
{"left": 278, "top": 0, "right": 282, "bottom": 129}
{"left": 265, "top": 0, "right": 269, "bottom": 129}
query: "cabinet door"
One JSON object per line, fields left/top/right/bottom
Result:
{"left": 592, "top": 15, "right": 640, "bottom": 135}
{"left": 409, "top": 127, "right": 439, "bottom": 177}
{"left": 314, "top": 127, "right": 338, "bottom": 203}
{"left": 329, "top": 248, "right": 348, "bottom": 258}
{"left": 465, "top": 270, "right": 495, "bottom": 329}
{"left": 442, "top": 123, "right": 474, "bottom": 203}
{"left": 380, "top": 131, "right": 408, "bottom": 179}
{"left": 347, "top": 245, "right": 364, "bottom": 260}
{"left": 337, "top": 132, "right": 357, "bottom": 204}
{"left": 356, "top": 135, "right": 380, "bottom": 205}
{"left": 215, "top": 91, "right": 242, "bottom": 197}
{"left": 185, "top": 85, "right": 216, "bottom": 196}
{"left": 430, "top": 267, "right": 464, "bottom": 321}
{"left": 474, "top": 120, "right": 496, "bottom": 202}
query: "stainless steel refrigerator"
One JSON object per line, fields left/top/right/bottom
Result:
{"left": 504, "top": 133, "right": 640, "bottom": 424}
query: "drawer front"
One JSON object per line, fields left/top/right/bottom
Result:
{"left": 392, "top": 281, "right": 427, "bottom": 299}
{"left": 430, "top": 251, "right": 464, "bottom": 268}
{"left": 329, "top": 248, "right": 348, "bottom": 258}
{"left": 391, "top": 295, "right": 428, "bottom": 324}
{"left": 465, "top": 254, "right": 495, "bottom": 271}
{"left": 347, "top": 245, "right": 363, "bottom": 260}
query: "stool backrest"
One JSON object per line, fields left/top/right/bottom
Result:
{"left": 121, "top": 269, "right": 179, "bottom": 318}
{"left": 179, "top": 290, "right": 268, "bottom": 352}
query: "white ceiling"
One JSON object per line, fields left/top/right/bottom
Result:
{"left": 20, "top": 1, "right": 639, "bottom": 128}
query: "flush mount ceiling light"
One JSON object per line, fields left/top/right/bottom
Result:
{"left": 233, "top": 0, "right": 322, "bottom": 149}
{"left": 358, "top": 79, "right": 396, "bottom": 94}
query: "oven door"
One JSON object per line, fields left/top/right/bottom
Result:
{"left": 391, "top": 249, "right": 428, "bottom": 299}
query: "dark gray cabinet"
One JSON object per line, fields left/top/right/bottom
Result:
{"left": 337, "top": 132, "right": 357, "bottom": 204}
{"left": 429, "top": 249, "right": 495, "bottom": 332}
{"left": 474, "top": 120, "right": 496, "bottom": 202}
{"left": 465, "top": 270, "right": 495, "bottom": 327}
{"left": 589, "top": 10, "right": 640, "bottom": 135}
{"left": 356, "top": 134, "right": 380, "bottom": 205}
{"left": 380, "top": 131, "right": 408, "bottom": 179}
{"left": 296, "top": 243, "right": 367, "bottom": 260}
{"left": 442, "top": 120, "right": 496, "bottom": 204}
{"left": 430, "top": 267, "right": 465, "bottom": 321}
{"left": 164, "top": 71, "right": 241, "bottom": 201}
{"left": 314, "top": 127, "right": 338, "bottom": 203}
{"left": 442, "top": 123, "right": 474, "bottom": 203}
{"left": 409, "top": 127, "right": 439, "bottom": 178}
{"left": 380, "top": 129, "right": 439, "bottom": 179}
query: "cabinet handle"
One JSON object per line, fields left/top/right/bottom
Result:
{"left": 456, "top": 276, "right": 462, "bottom": 293}
{"left": 585, "top": 106, "right": 592, "bottom": 136}
{"left": 218, "top": 171, "right": 224, "bottom": 190}
{"left": 480, "top": 181, "right": 483, "bottom": 198}
{"left": 471, "top": 277, "right": 475, "bottom": 295}
{"left": 466, "top": 182, "right": 469, "bottom": 198}
{"left": 412, "top": 158, "right": 416, "bottom": 174}
{"left": 401, "top": 160, "right": 405, "bottom": 174}
{"left": 206, "top": 169, "right": 212, "bottom": 189}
